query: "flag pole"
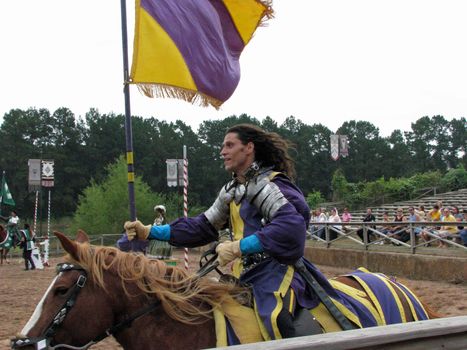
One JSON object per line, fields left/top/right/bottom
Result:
{"left": 120, "top": 0, "right": 137, "bottom": 222}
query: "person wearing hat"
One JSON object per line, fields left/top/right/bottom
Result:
{"left": 153, "top": 205, "right": 167, "bottom": 225}
{"left": 147, "top": 205, "right": 172, "bottom": 259}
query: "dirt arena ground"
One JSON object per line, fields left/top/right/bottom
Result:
{"left": 1, "top": 253, "right": 466, "bottom": 350}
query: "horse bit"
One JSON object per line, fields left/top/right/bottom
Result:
{"left": 11, "top": 263, "right": 161, "bottom": 350}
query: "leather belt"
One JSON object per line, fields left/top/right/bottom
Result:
{"left": 242, "top": 252, "right": 270, "bottom": 273}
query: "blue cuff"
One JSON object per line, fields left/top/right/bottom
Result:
{"left": 240, "top": 234, "right": 263, "bottom": 254}
{"left": 149, "top": 224, "right": 171, "bottom": 241}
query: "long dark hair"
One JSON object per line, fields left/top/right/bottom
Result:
{"left": 226, "top": 124, "right": 296, "bottom": 179}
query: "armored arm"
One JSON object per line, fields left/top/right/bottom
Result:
{"left": 204, "top": 181, "right": 235, "bottom": 230}
{"left": 246, "top": 174, "right": 288, "bottom": 223}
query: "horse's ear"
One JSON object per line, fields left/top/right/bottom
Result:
{"left": 76, "top": 229, "right": 89, "bottom": 243}
{"left": 54, "top": 231, "right": 80, "bottom": 261}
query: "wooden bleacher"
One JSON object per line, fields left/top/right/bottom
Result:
{"left": 348, "top": 188, "right": 467, "bottom": 221}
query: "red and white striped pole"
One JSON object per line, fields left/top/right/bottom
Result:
{"left": 183, "top": 145, "right": 189, "bottom": 270}
{"left": 33, "top": 191, "right": 39, "bottom": 234}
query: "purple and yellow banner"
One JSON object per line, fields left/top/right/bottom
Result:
{"left": 130, "top": 0, "right": 272, "bottom": 108}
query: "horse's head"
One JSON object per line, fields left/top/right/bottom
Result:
{"left": 12, "top": 230, "right": 249, "bottom": 350}
{"left": 11, "top": 230, "right": 119, "bottom": 350}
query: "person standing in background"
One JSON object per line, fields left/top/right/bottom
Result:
{"left": 20, "top": 223, "right": 35, "bottom": 270}
{"left": 147, "top": 205, "right": 172, "bottom": 259}
{"left": 39, "top": 234, "right": 50, "bottom": 267}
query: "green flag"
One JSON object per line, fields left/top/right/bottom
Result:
{"left": 1, "top": 172, "right": 15, "bottom": 206}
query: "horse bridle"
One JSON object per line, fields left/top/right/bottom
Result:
{"left": 11, "top": 263, "right": 161, "bottom": 350}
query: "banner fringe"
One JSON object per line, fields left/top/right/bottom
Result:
{"left": 257, "top": 0, "right": 274, "bottom": 26}
{"left": 135, "top": 83, "right": 223, "bottom": 109}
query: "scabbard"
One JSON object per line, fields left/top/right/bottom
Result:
{"left": 294, "top": 258, "right": 355, "bottom": 331}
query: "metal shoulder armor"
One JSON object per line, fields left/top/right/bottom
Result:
{"left": 204, "top": 180, "right": 235, "bottom": 230}
{"left": 246, "top": 171, "right": 289, "bottom": 222}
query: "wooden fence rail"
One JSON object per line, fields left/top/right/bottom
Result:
{"left": 308, "top": 221, "right": 467, "bottom": 253}
{"left": 213, "top": 316, "right": 467, "bottom": 350}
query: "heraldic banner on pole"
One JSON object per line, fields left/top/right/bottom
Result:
{"left": 330, "top": 134, "right": 349, "bottom": 161}
{"left": 129, "top": 0, "right": 273, "bottom": 108}
{"left": 0, "top": 171, "right": 15, "bottom": 208}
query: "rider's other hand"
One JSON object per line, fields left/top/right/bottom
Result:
{"left": 216, "top": 240, "right": 241, "bottom": 267}
{"left": 124, "top": 221, "right": 151, "bottom": 241}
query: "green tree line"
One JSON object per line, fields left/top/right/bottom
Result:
{"left": 0, "top": 107, "right": 465, "bottom": 219}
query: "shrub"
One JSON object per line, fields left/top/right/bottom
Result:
{"left": 306, "top": 191, "right": 325, "bottom": 209}
{"left": 440, "top": 165, "right": 467, "bottom": 191}
{"left": 71, "top": 156, "right": 180, "bottom": 236}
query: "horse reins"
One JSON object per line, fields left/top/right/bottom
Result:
{"left": 11, "top": 263, "right": 161, "bottom": 350}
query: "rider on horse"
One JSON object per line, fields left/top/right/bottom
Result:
{"left": 125, "top": 124, "right": 356, "bottom": 340}
{"left": 1, "top": 210, "right": 21, "bottom": 247}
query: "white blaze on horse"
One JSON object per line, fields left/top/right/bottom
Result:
{"left": 12, "top": 231, "right": 439, "bottom": 350}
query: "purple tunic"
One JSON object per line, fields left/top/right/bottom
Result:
{"left": 168, "top": 175, "right": 322, "bottom": 311}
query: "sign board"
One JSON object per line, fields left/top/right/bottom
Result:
{"left": 330, "top": 134, "right": 339, "bottom": 161}
{"left": 41, "top": 160, "right": 54, "bottom": 187}
{"left": 28, "top": 159, "right": 41, "bottom": 191}
{"left": 340, "top": 135, "right": 349, "bottom": 157}
{"left": 166, "top": 159, "right": 188, "bottom": 187}
{"left": 166, "top": 159, "right": 178, "bottom": 187}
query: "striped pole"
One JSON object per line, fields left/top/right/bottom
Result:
{"left": 33, "top": 191, "right": 39, "bottom": 234}
{"left": 183, "top": 145, "right": 189, "bottom": 270}
{"left": 47, "top": 190, "right": 51, "bottom": 237}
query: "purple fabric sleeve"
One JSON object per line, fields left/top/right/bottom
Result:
{"left": 255, "top": 176, "right": 310, "bottom": 265}
{"left": 168, "top": 213, "right": 219, "bottom": 248}
{"left": 116, "top": 233, "right": 148, "bottom": 253}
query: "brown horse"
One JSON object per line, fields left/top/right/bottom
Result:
{"left": 12, "top": 231, "right": 439, "bottom": 350}
{"left": 0, "top": 224, "right": 13, "bottom": 264}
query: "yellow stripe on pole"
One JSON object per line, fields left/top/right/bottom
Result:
{"left": 127, "top": 152, "right": 134, "bottom": 164}
{"left": 128, "top": 172, "right": 135, "bottom": 182}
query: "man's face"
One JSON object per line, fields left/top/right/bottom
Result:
{"left": 220, "top": 132, "right": 254, "bottom": 174}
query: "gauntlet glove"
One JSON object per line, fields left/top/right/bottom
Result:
{"left": 124, "top": 220, "right": 151, "bottom": 241}
{"left": 216, "top": 240, "right": 241, "bottom": 266}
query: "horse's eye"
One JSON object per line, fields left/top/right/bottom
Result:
{"left": 54, "top": 287, "right": 69, "bottom": 296}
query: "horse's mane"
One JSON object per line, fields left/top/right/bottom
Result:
{"left": 64, "top": 243, "right": 248, "bottom": 324}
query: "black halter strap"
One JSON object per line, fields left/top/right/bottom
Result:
{"left": 45, "top": 263, "right": 88, "bottom": 337}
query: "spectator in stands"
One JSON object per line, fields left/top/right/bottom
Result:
{"left": 379, "top": 211, "right": 392, "bottom": 235}
{"left": 317, "top": 207, "right": 328, "bottom": 239}
{"left": 341, "top": 207, "right": 352, "bottom": 232}
{"left": 459, "top": 209, "right": 467, "bottom": 247}
{"left": 421, "top": 207, "right": 458, "bottom": 248}
{"left": 328, "top": 207, "right": 341, "bottom": 240}
{"left": 428, "top": 204, "right": 441, "bottom": 221}
{"left": 427, "top": 204, "right": 442, "bottom": 231}
{"left": 309, "top": 209, "right": 317, "bottom": 224}
{"left": 452, "top": 206, "right": 463, "bottom": 221}
{"left": 407, "top": 206, "right": 423, "bottom": 238}
{"left": 389, "top": 208, "right": 409, "bottom": 244}
{"left": 434, "top": 200, "right": 443, "bottom": 212}
{"left": 308, "top": 209, "right": 319, "bottom": 239}
{"left": 357, "top": 208, "right": 376, "bottom": 243}
{"left": 415, "top": 205, "right": 426, "bottom": 221}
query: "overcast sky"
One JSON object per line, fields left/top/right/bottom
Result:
{"left": 1, "top": 0, "right": 466, "bottom": 137}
